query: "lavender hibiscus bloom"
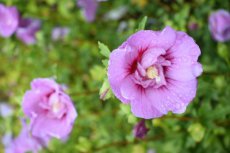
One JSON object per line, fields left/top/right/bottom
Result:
{"left": 22, "top": 78, "right": 77, "bottom": 140}
{"left": 16, "top": 18, "right": 41, "bottom": 45}
{"left": 0, "top": 4, "right": 19, "bottom": 37}
{"left": 108, "top": 26, "right": 203, "bottom": 119}
{"left": 209, "top": 10, "right": 230, "bottom": 42}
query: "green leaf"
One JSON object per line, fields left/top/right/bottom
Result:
{"left": 99, "top": 78, "right": 112, "bottom": 100}
{"left": 75, "top": 137, "right": 92, "bottom": 152}
{"left": 217, "top": 43, "right": 229, "bottom": 63}
{"left": 102, "top": 59, "right": 109, "bottom": 67}
{"left": 98, "top": 41, "right": 110, "bottom": 58}
{"left": 90, "top": 65, "right": 106, "bottom": 81}
{"left": 136, "top": 16, "right": 148, "bottom": 31}
{"left": 132, "top": 145, "right": 145, "bottom": 153}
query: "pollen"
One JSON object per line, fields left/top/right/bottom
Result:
{"left": 146, "top": 66, "right": 158, "bottom": 79}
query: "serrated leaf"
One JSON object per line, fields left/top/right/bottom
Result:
{"left": 102, "top": 59, "right": 109, "bottom": 67}
{"left": 99, "top": 78, "right": 112, "bottom": 100}
{"left": 136, "top": 16, "right": 147, "bottom": 31}
{"left": 98, "top": 41, "right": 110, "bottom": 58}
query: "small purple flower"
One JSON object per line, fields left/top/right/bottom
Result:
{"left": 77, "top": 0, "right": 98, "bottom": 22}
{"left": 108, "top": 26, "right": 203, "bottom": 119}
{"left": 209, "top": 9, "right": 230, "bottom": 42}
{"left": 0, "top": 4, "right": 19, "bottom": 37}
{"left": 52, "top": 27, "right": 70, "bottom": 41}
{"left": 133, "top": 119, "right": 149, "bottom": 139}
{"left": 16, "top": 18, "right": 41, "bottom": 45}
{"left": 22, "top": 78, "right": 77, "bottom": 140}
{"left": 5, "top": 119, "right": 47, "bottom": 153}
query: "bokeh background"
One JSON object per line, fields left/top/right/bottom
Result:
{"left": 0, "top": 0, "right": 230, "bottom": 152}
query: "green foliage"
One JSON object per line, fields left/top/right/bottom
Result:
{"left": 99, "top": 78, "right": 113, "bottom": 101}
{"left": 98, "top": 41, "right": 110, "bottom": 58}
{"left": 0, "top": 0, "right": 230, "bottom": 153}
{"left": 136, "top": 16, "right": 148, "bottom": 31}
{"left": 188, "top": 123, "right": 205, "bottom": 142}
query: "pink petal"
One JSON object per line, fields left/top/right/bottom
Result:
{"left": 31, "top": 78, "right": 59, "bottom": 91}
{"left": 164, "top": 79, "right": 197, "bottom": 113}
{"left": 22, "top": 91, "right": 45, "bottom": 117}
{"left": 130, "top": 91, "right": 164, "bottom": 119}
{"left": 156, "top": 26, "right": 176, "bottom": 50}
{"left": 144, "top": 79, "right": 197, "bottom": 115}
{"left": 141, "top": 48, "right": 165, "bottom": 68}
{"left": 126, "top": 30, "right": 158, "bottom": 50}
{"left": 60, "top": 93, "right": 77, "bottom": 123}
{"left": 129, "top": 86, "right": 173, "bottom": 119}
{"left": 108, "top": 48, "right": 130, "bottom": 103}
{"left": 126, "top": 27, "right": 176, "bottom": 51}
{"left": 166, "top": 32, "right": 202, "bottom": 81}
{"left": 120, "top": 77, "right": 139, "bottom": 100}
{"left": 166, "top": 63, "right": 202, "bottom": 81}
{"left": 168, "top": 32, "right": 201, "bottom": 59}
{"left": 30, "top": 115, "right": 73, "bottom": 139}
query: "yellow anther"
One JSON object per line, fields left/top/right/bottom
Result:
{"left": 146, "top": 66, "right": 158, "bottom": 79}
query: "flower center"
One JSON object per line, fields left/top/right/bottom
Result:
{"left": 51, "top": 100, "right": 63, "bottom": 114}
{"left": 146, "top": 66, "right": 158, "bottom": 79}
{"left": 46, "top": 93, "right": 67, "bottom": 119}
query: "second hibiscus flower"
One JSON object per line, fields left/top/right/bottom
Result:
{"left": 22, "top": 78, "right": 77, "bottom": 140}
{"left": 108, "top": 26, "right": 203, "bottom": 119}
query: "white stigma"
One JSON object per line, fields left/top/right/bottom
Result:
{"left": 155, "top": 76, "right": 161, "bottom": 84}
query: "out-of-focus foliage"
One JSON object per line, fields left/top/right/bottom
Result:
{"left": 0, "top": 0, "right": 230, "bottom": 153}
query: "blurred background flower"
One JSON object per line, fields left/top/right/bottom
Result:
{"left": 0, "top": 103, "right": 13, "bottom": 118}
{"left": 0, "top": 4, "right": 19, "bottom": 37}
{"left": 16, "top": 18, "right": 41, "bottom": 45}
{"left": 22, "top": 78, "right": 77, "bottom": 140}
{"left": 209, "top": 9, "right": 230, "bottom": 42}
{"left": 77, "top": 0, "right": 99, "bottom": 22}
{"left": 5, "top": 119, "right": 46, "bottom": 153}
{"left": 52, "top": 27, "right": 70, "bottom": 41}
